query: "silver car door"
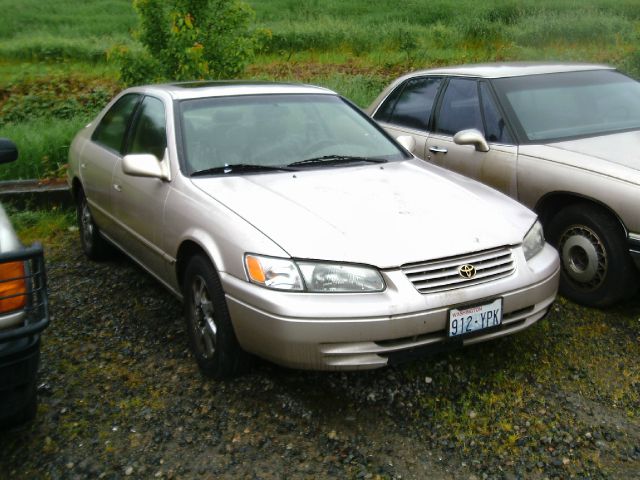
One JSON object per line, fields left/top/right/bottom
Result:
{"left": 82, "top": 93, "right": 141, "bottom": 232}
{"left": 110, "top": 96, "right": 172, "bottom": 281}
{"left": 371, "top": 76, "right": 443, "bottom": 157}
{"left": 426, "top": 78, "right": 518, "bottom": 197}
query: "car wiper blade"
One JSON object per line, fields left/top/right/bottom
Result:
{"left": 287, "top": 155, "right": 388, "bottom": 167}
{"left": 191, "top": 163, "right": 296, "bottom": 176}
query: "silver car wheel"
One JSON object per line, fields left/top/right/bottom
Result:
{"left": 81, "top": 201, "right": 94, "bottom": 248}
{"left": 190, "top": 274, "right": 217, "bottom": 359}
{"left": 559, "top": 225, "right": 606, "bottom": 289}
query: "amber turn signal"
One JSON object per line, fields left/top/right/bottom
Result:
{"left": 0, "top": 261, "right": 27, "bottom": 313}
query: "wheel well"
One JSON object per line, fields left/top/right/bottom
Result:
{"left": 176, "top": 241, "right": 210, "bottom": 292}
{"left": 535, "top": 192, "right": 628, "bottom": 236}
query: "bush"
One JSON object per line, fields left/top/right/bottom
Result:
{"left": 114, "top": 0, "right": 261, "bottom": 84}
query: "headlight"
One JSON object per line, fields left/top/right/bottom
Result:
{"left": 297, "top": 262, "right": 385, "bottom": 292}
{"left": 244, "top": 255, "right": 385, "bottom": 293}
{"left": 523, "top": 220, "right": 545, "bottom": 261}
{"left": 245, "top": 255, "right": 303, "bottom": 291}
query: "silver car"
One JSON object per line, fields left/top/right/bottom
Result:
{"left": 368, "top": 63, "right": 640, "bottom": 307}
{"left": 67, "top": 82, "right": 559, "bottom": 377}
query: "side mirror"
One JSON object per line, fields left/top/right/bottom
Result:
{"left": 453, "top": 129, "right": 490, "bottom": 153}
{"left": 0, "top": 138, "right": 18, "bottom": 164}
{"left": 396, "top": 135, "right": 416, "bottom": 154}
{"left": 122, "top": 154, "right": 169, "bottom": 181}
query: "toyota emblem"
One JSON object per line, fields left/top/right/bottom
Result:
{"left": 458, "top": 264, "right": 476, "bottom": 279}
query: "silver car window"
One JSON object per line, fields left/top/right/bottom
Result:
{"left": 179, "top": 94, "right": 406, "bottom": 173}
{"left": 479, "top": 82, "right": 513, "bottom": 144}
{"left": 434, "top": 78, "right": 483, "bottom": 136}
{"left": 493, "top": 70, "right": 640, "bottom": 142}
{"left": 91, "top": 94, "right": 141, "bottom": 154}
{"left": 377, "top": 77, "right": 442, "bottom": 131}
{"left": 127, "top": 96, "right": 167, "bottom": 160}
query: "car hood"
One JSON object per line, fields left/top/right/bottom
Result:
{"left": 519, "top": 130, "right": 640, "bottom": 183}
{"left": 191, "top": 159, "right": 536, "bottom": 268}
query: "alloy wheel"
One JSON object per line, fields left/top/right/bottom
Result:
{"left": 190, "top": 274, "right": 217, "bottom": 359}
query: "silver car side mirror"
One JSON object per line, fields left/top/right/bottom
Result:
{"left": 122, "top": 153, "right": 170, "bottom": 181}
{"left": 396, "top": 135, "right": 416, "bottom": 154}
{"left": 453, "top": 129, "right": 490, "bottom": 153}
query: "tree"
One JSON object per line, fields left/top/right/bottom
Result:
{"left": 113, "top": 0, "right": 260, "bottom": 85}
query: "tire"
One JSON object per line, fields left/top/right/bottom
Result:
{"left": 183, "top": 254, "right": 249, "bottom": 378}
{"left": 76, "top": 188, "right": 111, "bottom": 260}
{"left": 0, "top": 344, "right": 39, "bottom": 431}
{"left": 0, "top": 380, "right": 38, "bottom": 430}
{"left": 546, "top": 203, "right": 638, "bottom": 307}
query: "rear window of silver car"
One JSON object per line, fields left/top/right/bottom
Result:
{"left": 178, "top": 94, "right": 407, "bottom": 174}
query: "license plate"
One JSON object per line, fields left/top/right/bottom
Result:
{"left": 448, "top": 298, "right": 502, "bottom": 337}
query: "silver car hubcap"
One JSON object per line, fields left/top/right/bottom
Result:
{"left": 191, "top": 275, "right": 217, "bottom": 359}
{"left": 560, "top": 225, "right": 606, "bottom": 289}
{"left": 81, "top": 201, "right": 94, "bottom": 247}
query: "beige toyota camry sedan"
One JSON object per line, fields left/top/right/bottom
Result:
{"left": 68, "top": 82, "right": 559, "bottom": 377}
{"left": 368, "top": 63, "right": 640, "bottom": 307}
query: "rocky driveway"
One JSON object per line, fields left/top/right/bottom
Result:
{"left": 1, "top": 230, "right": 639, "bottom": 479}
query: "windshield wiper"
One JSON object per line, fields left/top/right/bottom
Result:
{"left": 287, "top": 155, "right": 388, "bottom": 168}
{"left": 191, "top": 163, "right": 296, "bottom": 176}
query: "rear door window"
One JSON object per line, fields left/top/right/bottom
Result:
{"left": 375, "top": 77, "right": 442, "bottom": 131}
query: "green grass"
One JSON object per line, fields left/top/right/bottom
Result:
{"left": 7, "top": 207, "right": 75, "bottom": 245}
{"left": 0, "top": 118, "right": 89, "bottom": 180}
{"left": 0, "top": 0, "right": 639, "bottom": 179}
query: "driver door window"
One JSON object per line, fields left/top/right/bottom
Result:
{"left": 434, "top": 78, "right": 483, "bottom": 135}
{"left": 427, "top": 78, "right": 518, "bottom": 196}
{"left": 127, "top": 96, "right": 167, "bottom": 159}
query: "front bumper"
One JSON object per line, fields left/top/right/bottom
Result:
{"left": 223, "top": 244, "right": 560, "bottom": 370}
{"left": 0, "top": 245, "right": 49, "bottom": 421}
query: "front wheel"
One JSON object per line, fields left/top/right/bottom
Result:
{"left": 183, "top": 255, "right": 249, "bottom": 378}
{"left": 547, "top": 204, "right": 638, "bottom": 307}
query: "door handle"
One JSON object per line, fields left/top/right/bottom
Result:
{"left": 429, "top": 146, "right": 448, "bottom": 154}
{"left": 113, "top": 184, "right": 122, "bottom": 192}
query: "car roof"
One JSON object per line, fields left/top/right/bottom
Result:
{"left": 403, "top": 62, "right": 615, "bottom": 79}
{"left": 127, "top": 81, "right": 336, "bottom": 100}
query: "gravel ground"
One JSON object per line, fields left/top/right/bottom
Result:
{"left": 1, "top": 230, "right": 639, "bottom": 480}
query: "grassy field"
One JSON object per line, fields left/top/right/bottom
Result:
{"left": 0, "top": 0, "right": 639, "bottom": 179}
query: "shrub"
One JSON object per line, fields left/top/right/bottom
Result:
{"left": 114, "top": 0, "right": 262, "bottom": 84}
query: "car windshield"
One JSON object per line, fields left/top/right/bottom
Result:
{"left": 492, "top": 70, "right": 640, "bottom": 142}
{"left": 179, "top": 93, "right": 407, "bottom": 175}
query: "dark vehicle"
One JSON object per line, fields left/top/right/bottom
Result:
{"left": 0, "top": 139, "right": 49, "bottom": 428}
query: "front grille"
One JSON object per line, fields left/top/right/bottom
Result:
{"left": 402, "top": 247, "right": 515, "bottom": 294}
